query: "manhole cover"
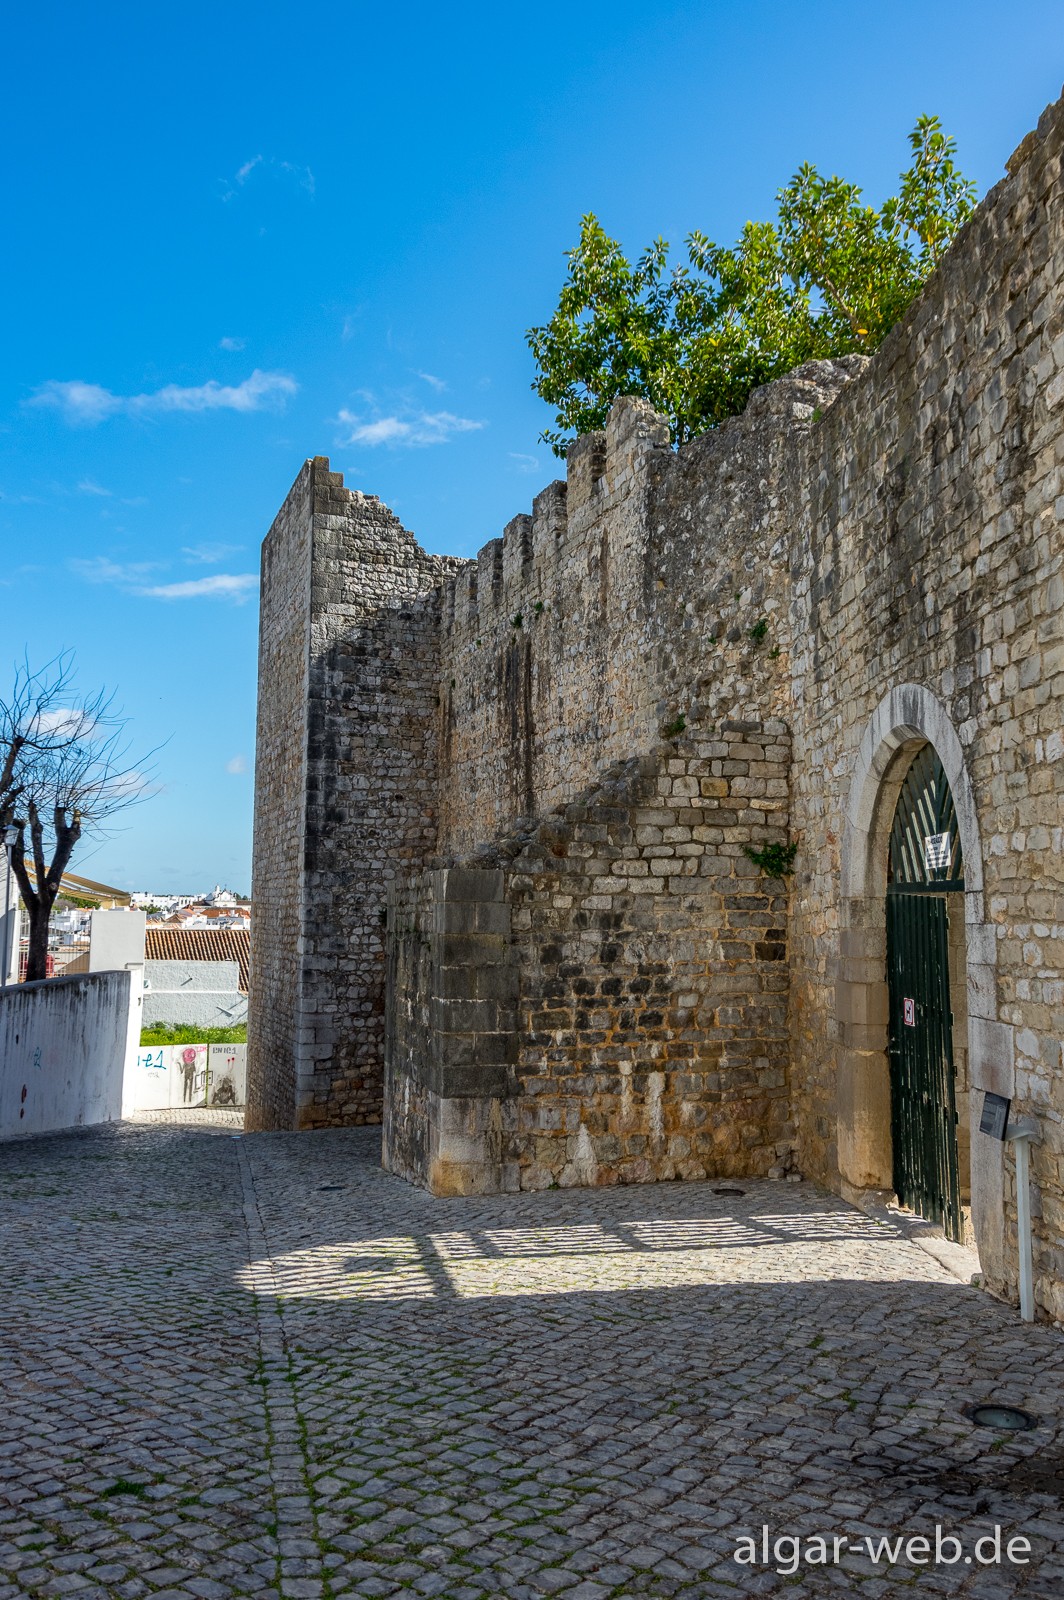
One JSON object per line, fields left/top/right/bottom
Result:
{"left": 714, "top": 1187, "right": 746, "bottom": 1197}
{"left": 968, "top": 1404, "right": 1038, "bottom": 1431}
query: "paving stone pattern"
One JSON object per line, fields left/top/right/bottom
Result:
{"left": 3, "top": 1122, "right": 1064, "bottom": 1599}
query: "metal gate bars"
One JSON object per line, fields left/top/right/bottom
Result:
{"left": 886, "top": 747, "right": 964, "bottom": 1244}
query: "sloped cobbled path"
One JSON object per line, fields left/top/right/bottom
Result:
{"left": 1, "top": 1122, "right": 1063, "bottom": 1599}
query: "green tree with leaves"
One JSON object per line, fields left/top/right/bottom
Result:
{"left": 527, "top": 116, "right": 976, "bottom": 455}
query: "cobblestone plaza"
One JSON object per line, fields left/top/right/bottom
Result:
{"left": 2, "top": 1120, "right": 1063, "bottom": 1598}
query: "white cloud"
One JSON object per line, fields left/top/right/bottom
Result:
{"left": 35, "top": 381, "right": 120, "bottom": 425}
{"left": 70, "top": 556, "right": 159, "bottom": 585}
{"left": 73, "top": 479, "right": 146, "bottom": 506}
{"left": 219, "top": 336, "right": 246, "bottom": 351}
{"left": 226, "top": 754, "right": 248, "bottom": 774}
{"left": 69, "top": 557, "right": 257, "bottom": 604}
{"left": 221, "top": 155, "right": 314, "bottom": 202}
{"left": 30, "top": 369, "right": 298, "bottom": 426}
{"left": 33, "top": 707, "right": 98, "bottom": 739}
{"left": 108, "top": 769, "right": 155, "bottom": 799}
{"left": 181, "top": 542, "right": 242, "bottom": 565}
{"left": 336, "top": 408, "right": 485, "bottom": 448}
{"left": 138, "top": 573, "right": 259, "bottom": 602}
{"left": 508, "top": 452, "right": 541, "bottom": 474}
{"left": 417, "top": 371, "right": 447, "bottom": 392}
{"left": 279, "top": 160, "right": 315, "bottom": 196}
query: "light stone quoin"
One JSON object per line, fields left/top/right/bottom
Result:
{"left": 249, "top": 90, "right": 1064, "bottom": 1323}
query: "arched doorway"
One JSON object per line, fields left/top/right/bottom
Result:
{"left": 837, "top": 685, "right": 1006, "bottom": 1283}
{"left": 885, "top": 746, "right": 966, "bottom": 1244}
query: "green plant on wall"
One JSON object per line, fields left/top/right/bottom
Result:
{"left": 661, "top": 713, "right": 687, "bottom": 739}
{"left": 743, "top": 841, "right": 798, "bottom": 877}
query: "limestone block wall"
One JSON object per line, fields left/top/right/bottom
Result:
{"left": 248, "top": 457, "right": 464, "bottom": 1129}
{"left": 785, "top": 94, "right": 1064, "bottom": 1316}
{"left": 384, "top": 868, "right": 518, "bottom": 1192}
{"left": 383, "top": 728, "right": 793, "bottom": 1194}
{"left": 436, "top": 364, "right": 863, "bottom": 858}
{"left": 246, "top": 460, "right": 312, "bottom": 1131}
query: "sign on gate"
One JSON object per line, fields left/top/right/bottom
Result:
{"left": 923, "top": 831, "right": 951, "bottom": 873}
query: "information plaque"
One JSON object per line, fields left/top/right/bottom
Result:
{"left": 979, "top": 1091, "right": 1011, "bottom": 1141}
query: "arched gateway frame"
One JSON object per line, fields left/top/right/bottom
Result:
{"left": 836, "top": 686, "right": 1009, "bottom": 1281}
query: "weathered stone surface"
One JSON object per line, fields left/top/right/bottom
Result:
{"left": 248, "top": 460, "right": 464, "bottom": 1133}
{"left": 250, "top": 93, "right": 1064, "bottom": 1320}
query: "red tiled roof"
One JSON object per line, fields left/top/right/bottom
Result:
{"left": 144, "top": 927, "right": 250, "bottom": 992}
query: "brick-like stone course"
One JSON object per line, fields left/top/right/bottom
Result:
{"left": 386, "top": 730, "right": 794, "bottom": 1193}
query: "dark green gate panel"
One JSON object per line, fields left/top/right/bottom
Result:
{"left": 886, "top": 746, "right": 964, "bottom": 1243}
{"left": 886, "top": 861, "right": 963, "bottom": 1244}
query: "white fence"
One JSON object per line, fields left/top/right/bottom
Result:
{"left": 131, "top": 1043, "right": 247, "bottom": 1110}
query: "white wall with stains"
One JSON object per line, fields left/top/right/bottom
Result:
{"left": 0, "top": 970, "right": 134, "bottom": 1138}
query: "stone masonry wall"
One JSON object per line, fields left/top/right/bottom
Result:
{"left": 246, "top": 461, "right": 312, "bottom": 1131}
{"left": 248, "top": 458, "right": 463, "bottom": 1129}
{"left": 384, "top": 728, "right": 793, "bottom": 1193}
{"left": 252, "top": 89, "right": 1064, "bottom": 1320}
{"left": 785, "top": 97, "right": 1064, "bottom": 1316}
{"left": 436, "top": 364, "right": 863, "bottom": 858}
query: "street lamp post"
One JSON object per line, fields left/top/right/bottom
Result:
{"left": 2, "top": 823, "right": 19, "bottom": 993}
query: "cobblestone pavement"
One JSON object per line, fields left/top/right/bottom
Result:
{"left": 129, "top": 1111, "right": 245, "bottom": 1129}
{"left": 2, "top": 1124, "right": 1063, "bottom": 1600}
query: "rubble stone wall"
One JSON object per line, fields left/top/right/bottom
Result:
{"left": 248, "top": 458, "right": 463, "bottom": 1129}
{"left": 385, "top": 730, "right": 793, "bottom": 1194}
{"left": 246, "top": 461, "right": 312, "bottom": 1131}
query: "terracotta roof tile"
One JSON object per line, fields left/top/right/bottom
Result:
{"left": 144, "top": 927, "right": 250, "bottom": 992}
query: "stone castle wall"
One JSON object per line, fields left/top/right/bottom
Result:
{"left": 784, "top": 99, "right": 1064, "bottom": 1310}
{"left": 435, "top": 362, "right": 863, "bottom": 858}
{"left": 385, "top": 727, "right": 793, "bottom": 1194}
{"left": 246, "top": 460, "right": 312, "bottom": 1131}
{"left": 250, "top": 93, "right": 1064, "bottom": 1318}
{"left": 248, "top": 457, "right": 463, "bottom": 1130}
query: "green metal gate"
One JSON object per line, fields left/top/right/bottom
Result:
{"left": 886, "top": 747, "right": 964, "bottom": 1243}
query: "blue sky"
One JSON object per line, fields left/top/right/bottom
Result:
{"left": 2, "top": 2, "right": 1060, "bottom": 893}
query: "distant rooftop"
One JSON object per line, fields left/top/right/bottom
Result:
{"left": 145, "top": 927, "right": 250, "bottom": 992}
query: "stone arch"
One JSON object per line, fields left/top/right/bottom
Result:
{"left": 835, "top": 684, "right": 1006, "bottom": 1278}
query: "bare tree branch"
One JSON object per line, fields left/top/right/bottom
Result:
{"left": 1, "top": 654, "right": 160, "bottom": 980}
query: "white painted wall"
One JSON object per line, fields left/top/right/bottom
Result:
{"left": 88, "top": 909, "right": 146, "bottom": 970}
{"left": 128, "top": 1043, "right": 246, "bottom": 1109}
{"left": 0, "top": 855, "right": 19, "bottom": 989}
{"left": 0, "top": 971, "right": 132, "bottom": 1138}
{"left": 142, "top": 959, "right": 248, "bottom": 1027}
